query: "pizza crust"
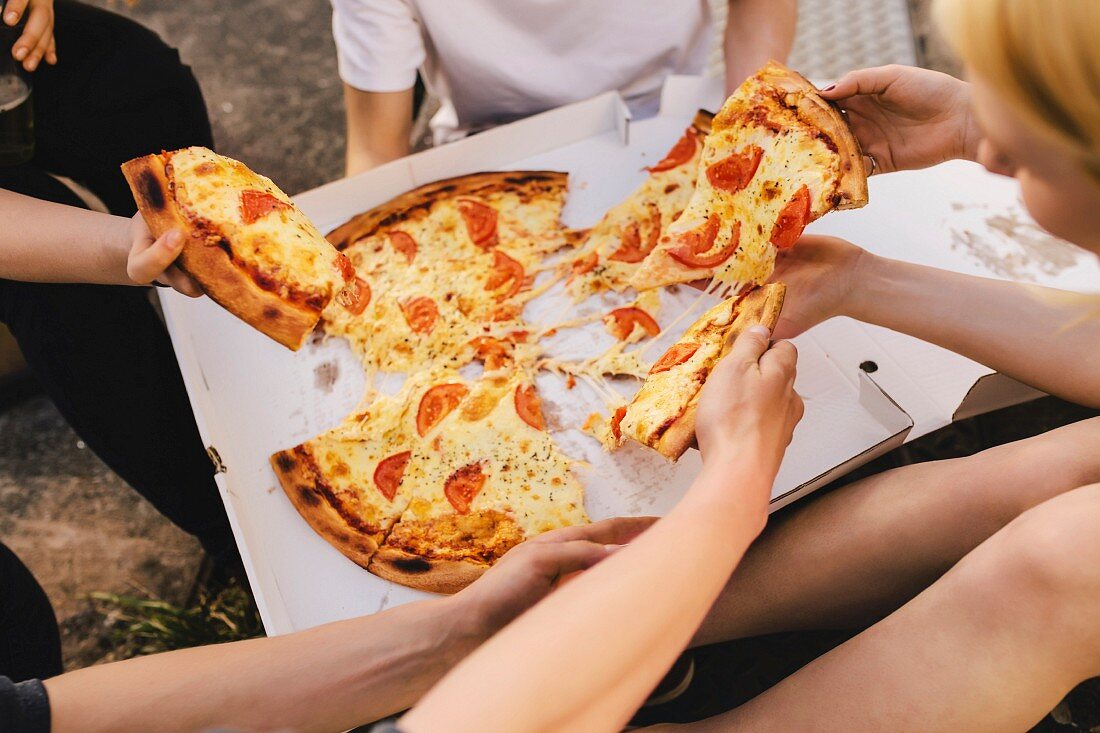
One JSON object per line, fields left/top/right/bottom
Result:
{"left": 644, "top": 283, "right": 786, "bottom": 461}
{"left": 122, "top": 154, "right": 322, "bottom": 350}
{"left": 327, "top": 170, "right": 569, "bottom": 249}
{"left": 754, "top": 62, "right": 868, "bottom": 209}
{"left": 269, "top": 448, "right": 385, "bottom": 568}
{"left": 368, "top": 547, "right": 488, "bottom": 595}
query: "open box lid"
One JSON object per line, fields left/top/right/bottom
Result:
{"left": 160, "top": 89, "right": 919, "bottom": 635}
{"left": 658, "top": 74, "right": 1100, "bottom": 438}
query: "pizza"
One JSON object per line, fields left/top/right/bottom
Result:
{"left": 322, "top": 172, "right": 576, "bottom": 372}
{"left": 122, "top": 147, "right": 358, "bottom": 350}
{"left": 271, "top": 369, "right": 586, "bottom": 593}
{"left": 630, "top": 62, "right": 867, "bottom": 292}
{"left": 618, "top": 284, "right": 786, "bottom": 460}
{"left": 568, "top": 111, "right": 713, "bottom": 299}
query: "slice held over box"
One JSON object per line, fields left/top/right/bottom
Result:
{"left": 122, "top": 147, "right": 359, "bottom": 350}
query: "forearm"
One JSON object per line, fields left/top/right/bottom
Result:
{"left": 724, "top": 0, "right": 796, "bottom": 91}
{"left": 848, "top": 253, "right": 1100, "bottom": 406}
{"left": 344, "top": 85, "right": 413, "bottom": 176}
{"left": 0, "top": 189, "right": 132, "bottom": 285}
{"left": 46, "top": 596, "right": 478, "bottom": 733}
{"left": 403, "top": 452, "right": 773, "bottom": 733}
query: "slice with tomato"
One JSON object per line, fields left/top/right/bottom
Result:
{"left": 458, "top": 198, "right": 498, "bottom": 249}
{"left": 373, "top": 451, "right": 411, "bottom": 501}
{"left": 650, "top": 343, "right": 699, "bottom": 374}
{"left": 401, "top": 296, "right": 438, "bottom": 334}
{"left": 484, "top": 250, "right": 525, "bottom": 300}
{"left": 609, "top": 207, "right": 661, "bottom": 264}
{"left": 416, "top": 383, "right": 469, "bottom": 437}
{"left": 769, "top": 185, "right": 811, "bottom": 250}
{"left": 444, "top": 463, "right": 486, "bottom": 515}
{"left": 514, "top": 383, "right": 546, "bottom": 431}
{"left": 647, "top": 128, "right": 697, "bottom": 173}
{"left": 606, "top": 307, "right": 660, "bottom": 341}
{"left": 706, "top": 145, "right": 763, "bottom": 194}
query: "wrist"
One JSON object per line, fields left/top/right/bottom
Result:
{"left": 98, "top": 214, "right": 134, "bottom": 286}
{"left": 840, "top": 248, "right": 886, "bottom": 323}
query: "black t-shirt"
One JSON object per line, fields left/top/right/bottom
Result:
{"left": 0, "top": 677, "right": 49, "bottom": 733}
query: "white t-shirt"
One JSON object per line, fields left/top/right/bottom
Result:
{"left": 331, "top": 0, "right": 714, "bottom": 143}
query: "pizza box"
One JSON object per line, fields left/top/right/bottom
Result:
{"left": 661, "top": 75, "right": 1100, "bottom": 438}
{"left": 159, "top": 91, "right": 915, "bottom": 635}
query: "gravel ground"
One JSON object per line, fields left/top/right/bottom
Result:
{"left": 2, "top": 0, "right": 1098, "bottom": 728}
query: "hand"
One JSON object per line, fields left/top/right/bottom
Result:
{"left": 769, "top": 234, "right": 870, "bottom": 339}
{"left": 695, "top": 325, "right": 803, "bottom": 471}
{"left": 821, "top": 65, "right": 980, "bottom": 174}
{"left": 4, "top": 0, "right": 56, "bottom": 71}
{"left": 453, "top": 516, "right": 657, "bottom": 638}
{"left": 126, "top": 214, "right": 203, "bottom": 297}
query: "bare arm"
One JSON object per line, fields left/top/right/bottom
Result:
{"left": 43, "top": 517, "right": 651, "bottom": 732}
{"left": 851, "top": 254, "right": 1100, "bottom": 407}
{"left": 402, "top": 329, "right": 804, "bottom": 733}
{"left": 0, "top": 189, "right": 200, "bottom": 294}
{"left": 724, "top": 0, "right": 797, "bottom": 92}
{"left": 344, "top": 84, "right": 414, "bottom": 176}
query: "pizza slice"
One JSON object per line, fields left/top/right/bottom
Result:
{"left": 370, "top": 373, "right": 588, "bottom": 593}
{"left": 630, "top": 62, "right": 867, "bottom": 292}
{"left": 619, "top": 283, "right": 786, "bottom": 460}
{"left": 568, "top": 111, "right": 712, "bottom": 299}
{"left": 122, "top": 147, "right": 357, "bottom": 350}
{"left": 269, "top": 370, "right": 467, "bottom": 568}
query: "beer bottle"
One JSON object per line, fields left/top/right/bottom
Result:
{"left": 0, "top": 3, "right": 34, "bottom": 166}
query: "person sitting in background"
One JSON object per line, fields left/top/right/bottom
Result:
{"left": 331, "top": 0, "right": 797, "bottom": 174}
{"left": 397, "top": 0, "right": 1100, "bottom": 731}
{"left": 0, "top": 0, "right": 239, "bottom": 577}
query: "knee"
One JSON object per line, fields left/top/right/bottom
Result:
{"left": 978, "top": 484, "right": 1100, "bottom": 626}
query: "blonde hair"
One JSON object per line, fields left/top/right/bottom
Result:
{"left": 933, "top": 0, "right": 1100, "bottom": 183}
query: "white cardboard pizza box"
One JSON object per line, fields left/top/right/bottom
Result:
{"left": 660, "top": 74, "right": 1100, "bottom": 438}
{"left": 159, "top": 90, "right": 914, "bottom": 634}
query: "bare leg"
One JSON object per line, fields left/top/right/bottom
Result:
{"left": 695, "top": 417, "right": 1100, "bottom": 644}
{"left": 659, "top": 483, "right": 1100, "bottom": 732}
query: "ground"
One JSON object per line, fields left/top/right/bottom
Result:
{"left": 2, "top": 0, "right": 1099, "bottom": 729}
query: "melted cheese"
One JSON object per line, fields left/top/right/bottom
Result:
{"left": 169, "top": 147, "right": 345, "bottom": 297}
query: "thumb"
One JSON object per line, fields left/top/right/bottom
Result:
{"left": 727, "top": 324, "right": 771, "bottom": 366}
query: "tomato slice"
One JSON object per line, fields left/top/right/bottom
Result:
{"left": 417, "top": 383, "right": 469, "bottom": 437}
{"left": 485, "top": 250, "right": 525, "bottom": 300}
{"left": 706, "top": 145, "right": 763, "bottom": 193}
{"left": 336, "top": 277, "right": 371, "bottom": 315}
{"left": 458, "top": 198, "right": 498, "bottom": 248}
{"left": 334, "top": 252, "right": 356, "bottom": 282}
{"left": 609, "top": 205, "right": 661, "bottom": 263}
{"left": 667, "top": 216, "right": 739, "bottom": 268}
{"left": 470, "top": 336, "right": 510, "bottom": 371}
{"left": 444, "top": 463, "right": 486, "bottom": 515}
{"left": 514, "top": 383, "right": 546, "bottom": 431}
{"left": 571, "top": 251, "right": 598, "bottom": 276}
{"left": 606, "top": 307, "right": 660, "bottom": 341}
{"left": 650, "top": 342, "right": 699, "bottom": 374}
{"left": 647, "top": 128, "right": 697, "bottom": 173}
{"left": 401, "top": 296, "right": 438, "bottom": 334}
{"left": 373, "top": 451, "right": 411, "bottom": 501}
{"left": 387, "top": 231, "right": 417, "bottom": 264}
{"left": 240, "top": 190, "right": 291, "bottom": 224}
{"left": 610, "top": 406, "right": 627, "bottom": 442}
{"left": 770, "top": 185, "right": 811, "bottom": 250}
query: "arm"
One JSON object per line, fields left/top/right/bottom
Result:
{"left": 723, "top": 0, "right": 796, "bottom": 92}
{"left": 0, "top": 189, "right": 201, "bottom": 295}
{"left": 771, "top": 236, "right": 1100, "bottom": 408}
{"left": 344, "top": 84, "right": 414, "bottom": 176}
{"left": 45, "top": 517, "right": 653, "bottom": 733}
{"left": 403, "top": 329, "right": 803, "bottom": 733}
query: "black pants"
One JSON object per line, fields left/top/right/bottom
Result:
{"left": 0, "top": 543, "right": 60, "bottom": 682}
{"left": 0, "top": 1, "right": 235, "bottom": 560}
